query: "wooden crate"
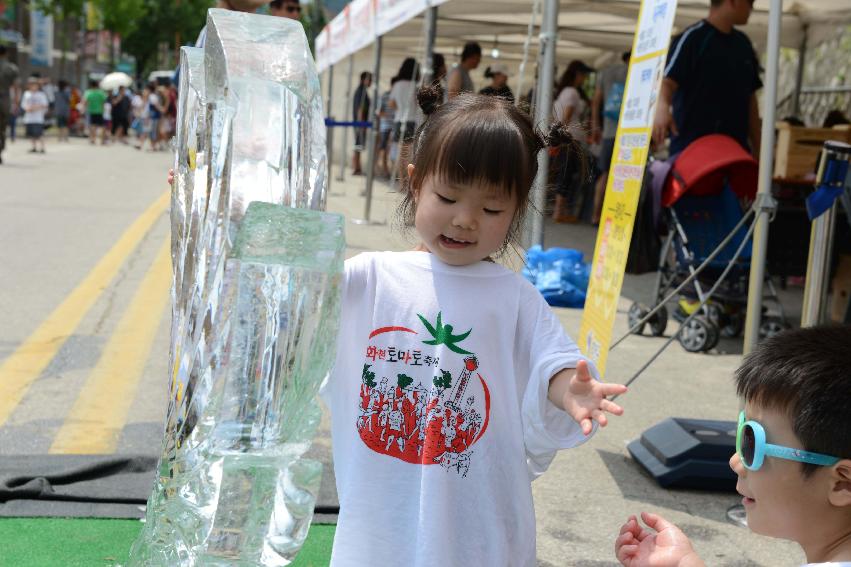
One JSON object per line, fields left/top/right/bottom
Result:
{"left": 774, "top": 123, "right": 851, "bottom": 180}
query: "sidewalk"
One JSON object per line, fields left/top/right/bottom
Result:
{"left": 322, "top": 169, "right": 803, "bottom": 566}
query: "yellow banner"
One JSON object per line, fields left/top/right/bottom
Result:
{"left": 579, "top": 0, "right": 678, "bottom": 376}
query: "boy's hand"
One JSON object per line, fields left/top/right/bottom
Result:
{"left": 167, "top": 168, "right": 174, "bottom": 186}
{"left": 615, "top": 512, "right": 704, "bottom": 567}
{"left": 549, "top": 360, "right": 627, "bottom": 435}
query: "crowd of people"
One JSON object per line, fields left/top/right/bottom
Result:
{"left": 345, "top": 39, "right": 628, "bottom": 228}
{"left": 0, "top": 71, "right": 181, "bottom": 162}
{"left": 0, "top": 0, "right": 304, "bottom": 165}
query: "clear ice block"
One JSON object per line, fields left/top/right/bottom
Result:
{"left": 132, "top": 204, "right": 343, "bottom": 566}
{"left": 131, "top": 9, "right": 337, "bottom": 566}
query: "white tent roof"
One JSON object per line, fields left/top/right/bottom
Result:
{"left": 317, "top": 0, "right": 851, "bottom": 72}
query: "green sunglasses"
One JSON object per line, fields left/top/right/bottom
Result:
{"left": 736, "top": 411, "right": 840, "bottom": 471}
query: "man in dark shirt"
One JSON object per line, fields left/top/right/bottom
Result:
{"left": 351, "top": 71, "right": 372, "bottom": 175}
{"left": 653, "top": 0, "right": 762, "bottom": 157}
{"left": 0, "top": 45, "right": 20, "bottom": 164}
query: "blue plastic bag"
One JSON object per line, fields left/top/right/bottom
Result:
{"left": 522, "top": 245, "right": 590, "bottom": 308}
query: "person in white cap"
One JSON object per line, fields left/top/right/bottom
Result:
{"left": 478, "top": 63, "right": 514, "bottom": 103}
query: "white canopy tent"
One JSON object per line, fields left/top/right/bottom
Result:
{"left": 317, "top": 1, "right": 851, "bottom": 74}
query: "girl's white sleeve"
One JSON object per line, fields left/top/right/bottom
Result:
{"left": 517, "top": 280, "right": 601, "bottom": 479}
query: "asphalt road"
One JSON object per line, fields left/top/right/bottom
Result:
{"left": 0, "top": 137, "right": 171, "bottom": 457}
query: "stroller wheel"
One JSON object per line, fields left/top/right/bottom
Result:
{"left": 678, "top": 316, "right": 717, "bottom": 353}
{"left": 703, "top": 303, "right": 722, "bottom": 326}
{"left": 705, "top": 320, "right": 721, "bottom": 351}
{"left": 648, "top": 305, "right": 668, "bottom": 337}
{"left": 628, "top": 303, "right": 649, "bottom": 335}
{"left": 759, "top": 316, "right": 789, "bottom": 339}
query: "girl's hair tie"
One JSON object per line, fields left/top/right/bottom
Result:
{"left": 545, "top": 122, "right": 575, "bottom": 148}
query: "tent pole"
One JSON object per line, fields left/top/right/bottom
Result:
{"left": 358, "top": 35, "right": 383, "bottom": 224}
{"left": 422, "top": 6, "right": 438, "bottom": 86}
{"left": 800, "top": 144, "right": 850, "bottom": 326}
{"left": 528, "top": 0, "right": 559, "bottom": 248}
{"left": 792, "top": 24, "right": 807, "bottom": 117}
{"left": 338, "top": 54, "right": 356, "bottom": 182}
{"left": 325, "top": 64, "right": 334, "bottom": 127}
{"left": 326, "top": 64, "right": 335, "bottom": 196}
{"left": 743, "top": 0, "right": 783, "bottom": 354}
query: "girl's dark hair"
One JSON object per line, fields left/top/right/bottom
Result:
{"left": 398, "top": 84, "right": 576, "bottom": 253}
{"left": 397, "top": 57, "right": 420, "bottom": 82}
{"left": 556, "top": 60, "right": 591, "bottom": 102}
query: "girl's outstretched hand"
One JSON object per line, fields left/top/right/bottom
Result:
{"left": 615, "top": 512, "right": 704, "bottom": 567}
{"left": 558, "top": 359, "right": 627, "bottom": 435}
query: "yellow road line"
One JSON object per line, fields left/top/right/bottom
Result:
{"left": 0, "top": 191, "right": 169, "bottom": 427}
{"left": 50, "top": 238, "right": 172, "bottom": 454}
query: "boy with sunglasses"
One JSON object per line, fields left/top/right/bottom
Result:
{"left": 615, "top": 325, "right": 851, "bottom": 567}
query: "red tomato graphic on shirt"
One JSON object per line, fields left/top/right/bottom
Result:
{"left": 355, "top": 314, "right": 490, "bottom": 476}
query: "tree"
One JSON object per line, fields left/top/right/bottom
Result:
{"left": 94, "top": 0, "right": 146, "bottom": 40}
{"left": 122, "top": 0, "right": 212, "bottom": 77}
{"left": 30, "top": 0, "right": 85, "bottom": 19}
{"left": 300, "top": 1, "right": 326, "bottom": 56}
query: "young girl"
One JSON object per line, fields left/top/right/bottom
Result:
{"left": 323, "top": 87, "right": 626, "bottom": 566}
{"left": 167, "top": 87, "right": 626, "bottom": 565}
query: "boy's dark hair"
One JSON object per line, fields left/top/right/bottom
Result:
{"left": 360, "top": 71, "right": 372, "bottom": 83}
{"left": 736, "top": 325, "right": 851, "bottom": 475}
{"left": 0, "top": 45, "right": 7, "bottom": 56}
{"left": 270, "top": 0, "right": 298, "bottom": 7}
{"left": 397, "top": 85, "right": 575, "bottom": 253}
{"left": 460, "top": 42, "right": 481, "bottom": 62}
{"left": 89, "top": 79, "right": 98, "bottom": 88}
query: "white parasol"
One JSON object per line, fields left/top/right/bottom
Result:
{"left": 100, "top": 72, "right": 134, "bottom": 90}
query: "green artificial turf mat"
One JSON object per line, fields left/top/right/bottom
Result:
{"left": 0, "top": 518, "right": 335, "bottom": 566}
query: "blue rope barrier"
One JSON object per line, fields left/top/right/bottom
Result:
{"left": 325, "top": 119, "right": 373, "bottom": 128}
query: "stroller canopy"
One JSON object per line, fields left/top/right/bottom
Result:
{"left": 662, "top": 134, "right": 758, "bottom": 207}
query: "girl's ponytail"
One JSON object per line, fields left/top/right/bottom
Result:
{"left": 544, "top": 121, "right": 575, "bottom": 148}
{"left": 417, "top": 83, "right": 444, "bottom": 116}
{"left": 543, "top": 121, "right": 590, "bottom": 183}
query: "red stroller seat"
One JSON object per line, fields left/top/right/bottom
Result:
{"left": 662, "top": 134, "right": 758, "bottom": 207}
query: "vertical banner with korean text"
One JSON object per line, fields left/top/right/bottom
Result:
{"left": 578, "top": 0, "right": 678, "bottom": 377}
{"left": 29, "top": 9, "right": 53, "bottom": 67}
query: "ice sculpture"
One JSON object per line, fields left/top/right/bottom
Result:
{"left": 130, "top": 9, "right": 340, "bottom": 566}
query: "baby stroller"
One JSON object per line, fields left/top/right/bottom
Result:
{"left": 628, "top": 134, "right": 789, "bottom": 352}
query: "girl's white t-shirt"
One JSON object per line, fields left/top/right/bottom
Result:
{"left": 321, "top": 251, "right": 598, "bottom": 567}
{"left": 552, "top": 86, "right": 588, "bottom": 139}
{"left": 388, "top": 79, "right": 420, "bottom": 125}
